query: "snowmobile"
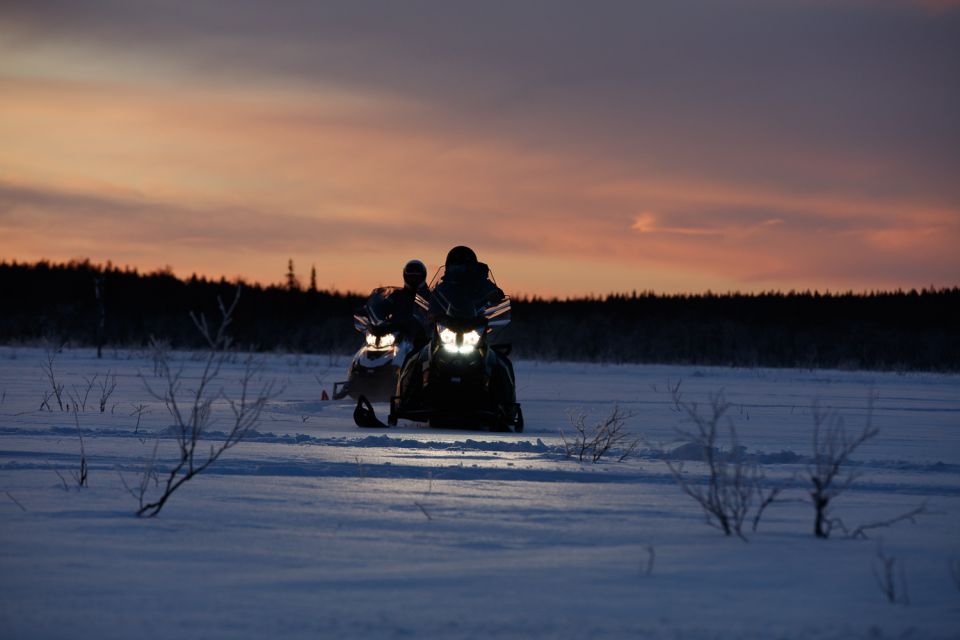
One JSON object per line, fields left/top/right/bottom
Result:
{"left": 333, "top": 287, "right": 420, "bottom": 402}
{"left": 353, "top": 266, "right": 523, "bottom": 432}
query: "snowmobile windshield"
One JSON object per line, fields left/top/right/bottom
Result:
{"left": 354, "top": 287, "right": 407, "bottom": 334}
{"left": 428, "top": 266, "right": 511, "bottom": 329}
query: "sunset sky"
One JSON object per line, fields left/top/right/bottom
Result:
{"left": 1, "top": 1, "right": 958, "bottom": 297}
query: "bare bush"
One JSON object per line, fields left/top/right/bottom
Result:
{"left": 98, "top": 371, "right": 117, "bottom": 412}
{"left": 872, "top": 543, "right": 909, "bottom": 605}
{"left": 560, "top": 404, "right": 639, "bottom": 462}
{"left": 665, "top": 390, "right": 785, "bottom": 541}
{"left": 71, "top": 411, "right": 88, "bottom": 488}
{"left": 39, "top": 390, "right": 53, "bottom": 412}
{"left": 41, "top": 348, "right": 65, "bottom": 411}
{"left": 67, "top": 374, "right": 97, "bottom": 412}
{"left": 130, "top": 404, "right": 148, "bottom": 435}
{"left": 807, "top": 398, "right": 879, "bottom": 538}
{"left": 130, "top": 287, "right": 278, "bottom": 518}
{"left": 666, "top": 378, "right": 683, "bottom": 411}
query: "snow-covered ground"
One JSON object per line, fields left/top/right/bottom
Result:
{"left": 1, "top": 346, "right": 958, "bottom": 639}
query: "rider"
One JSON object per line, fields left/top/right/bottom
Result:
{"left": 433, "top": 245, "right": 505, "bottom": 312}
{"left": 389, "top": 259, "right": 430, "bottom": 348}
{"left": 431, "top": 246, "right": 513, "bottom": 370}
{"left": 353, "top": 259, "right": 429, "bottom": 348}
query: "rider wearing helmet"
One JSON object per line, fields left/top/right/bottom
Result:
{"left": 402, "top": 259, "right": 428, "bottom": 295}
{"left": 436, "top": 245, "right": 504, "bottom": 308}
{"left": 391, "top": 259, "right": 430, "bottom": 348}
{"left": 352, "top": 259, "right": 430, "bottom": 350}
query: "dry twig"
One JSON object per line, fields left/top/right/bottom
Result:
{"left": 71, "top": 410, "right": 88, "bottom": 488}
{"left": 807, "top": 396, "right": 879, "bottom": 538}
{"left": 98, "top": 371, "right": 117, "bottom": 413}
{"left": 5, "top": 491, "right": 27, "bottom": 511}
{"left": 41, "top": 348, "right": 65, "bottom": 411}
{"left": 665, "top": 390, "right": 786, "bottom": 540}
{"left": 560, "top": 404, "right": 639, "bottom": 463}
{"left": 131, "top": 286, "right": 279, "bottom": 517}
{"left": 872, "top": 543, "right": 909, "bottom": 605}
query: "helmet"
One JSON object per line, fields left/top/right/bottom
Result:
{"left": 403, "top": 259, "right": 427, "bottom": 289}
{"left": 444, "top": 245, "right": 477, "bottom": 267}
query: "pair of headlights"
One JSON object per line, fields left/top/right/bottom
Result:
{"left": 364, "top": 327, "right": 482, "bottom": 354}
{"left": 438, "top": 326, "right": 481, "bottom": 354}
{"left": 364, "top": 332, "right": 397, "bottom": 349}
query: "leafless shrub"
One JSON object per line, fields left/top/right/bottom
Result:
{"left": 71, "top": 410, "right": 89, "bottom": 488}
{"left": 130, "top": 403, "right": 148, "bottom": 436}
{"left": 807, "top": 397, "right": 879, "bottom": 538}
{"left": 872, "top": 543, "right": 909, "bottom": 605}
{"left": 41, "top": 348, "right": 65, "bottom": 411}
{"left": 666, "top": 378, "right": 683, "bottom": 411}
{"left": 665, "top": 390, "right": 786, "bottom": 541}
{"left": 560, "top": 404, "right": 639, "bottom": 463}
{"left": 131, "top": 286, "right": 279, "bottom": 518}
{"left": 98, "top": 371, "right": 117, "bottom": 412}
{"left": 67, "top": 374, "right": 97, "bottom": 412}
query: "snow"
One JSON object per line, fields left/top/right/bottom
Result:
{"left": 1, "top": 346, "right": 959, "bottom": 639}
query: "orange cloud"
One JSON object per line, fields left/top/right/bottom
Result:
{"left": 1, "top": 61, "right": 957, "bottom": 296}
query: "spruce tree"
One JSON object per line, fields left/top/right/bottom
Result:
{"left": 285, "top": 259, "right": 300, "bottom": 291}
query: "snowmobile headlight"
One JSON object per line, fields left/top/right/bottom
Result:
{"left": 365, "top": 332, "right": 377, "bottom": 347}
{"left": 439, "top": 326, "right": 457, "bottom": 345}
{"left": 462, "top": 329, "right": 481, "bottom": 347}
{"left": 378, "top": 333, "right": 396, "bottom": 348}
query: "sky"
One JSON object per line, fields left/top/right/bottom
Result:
{"left": 1, "top": 0, "right": 958, "bottom": 297}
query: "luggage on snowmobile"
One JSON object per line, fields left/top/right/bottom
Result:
{"left": 383, "top": 265, "right": 523, "bottom": 432}
{"left": 333, "top": 287, "right": 422, "bottom": 402}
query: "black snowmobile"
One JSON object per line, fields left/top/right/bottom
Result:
{"left": 333, "top": 287, "right": 422, "bottom": 402}
{"left": 354, "top": 266, "right": 523, "bottom": 432}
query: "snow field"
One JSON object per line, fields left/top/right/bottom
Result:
{"left": 1, "top": 347, "right": 959, "bottom": 639}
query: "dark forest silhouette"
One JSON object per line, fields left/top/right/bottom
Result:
{"left": 1, "top": 259, "right": 957, "bottom": 371}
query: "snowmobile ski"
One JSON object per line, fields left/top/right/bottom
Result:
{"left": 354, "top": 395, "right": 390, "bottom": 429}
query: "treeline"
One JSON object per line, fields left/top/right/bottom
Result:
{"left": 0, "top": 260, "right": 360, "bottom": 354}
{"left": 505, "top": 290, "right": 959, "bottom": 370}
{"left": 1, "top": 259, "right": 958, "bottom": 371}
